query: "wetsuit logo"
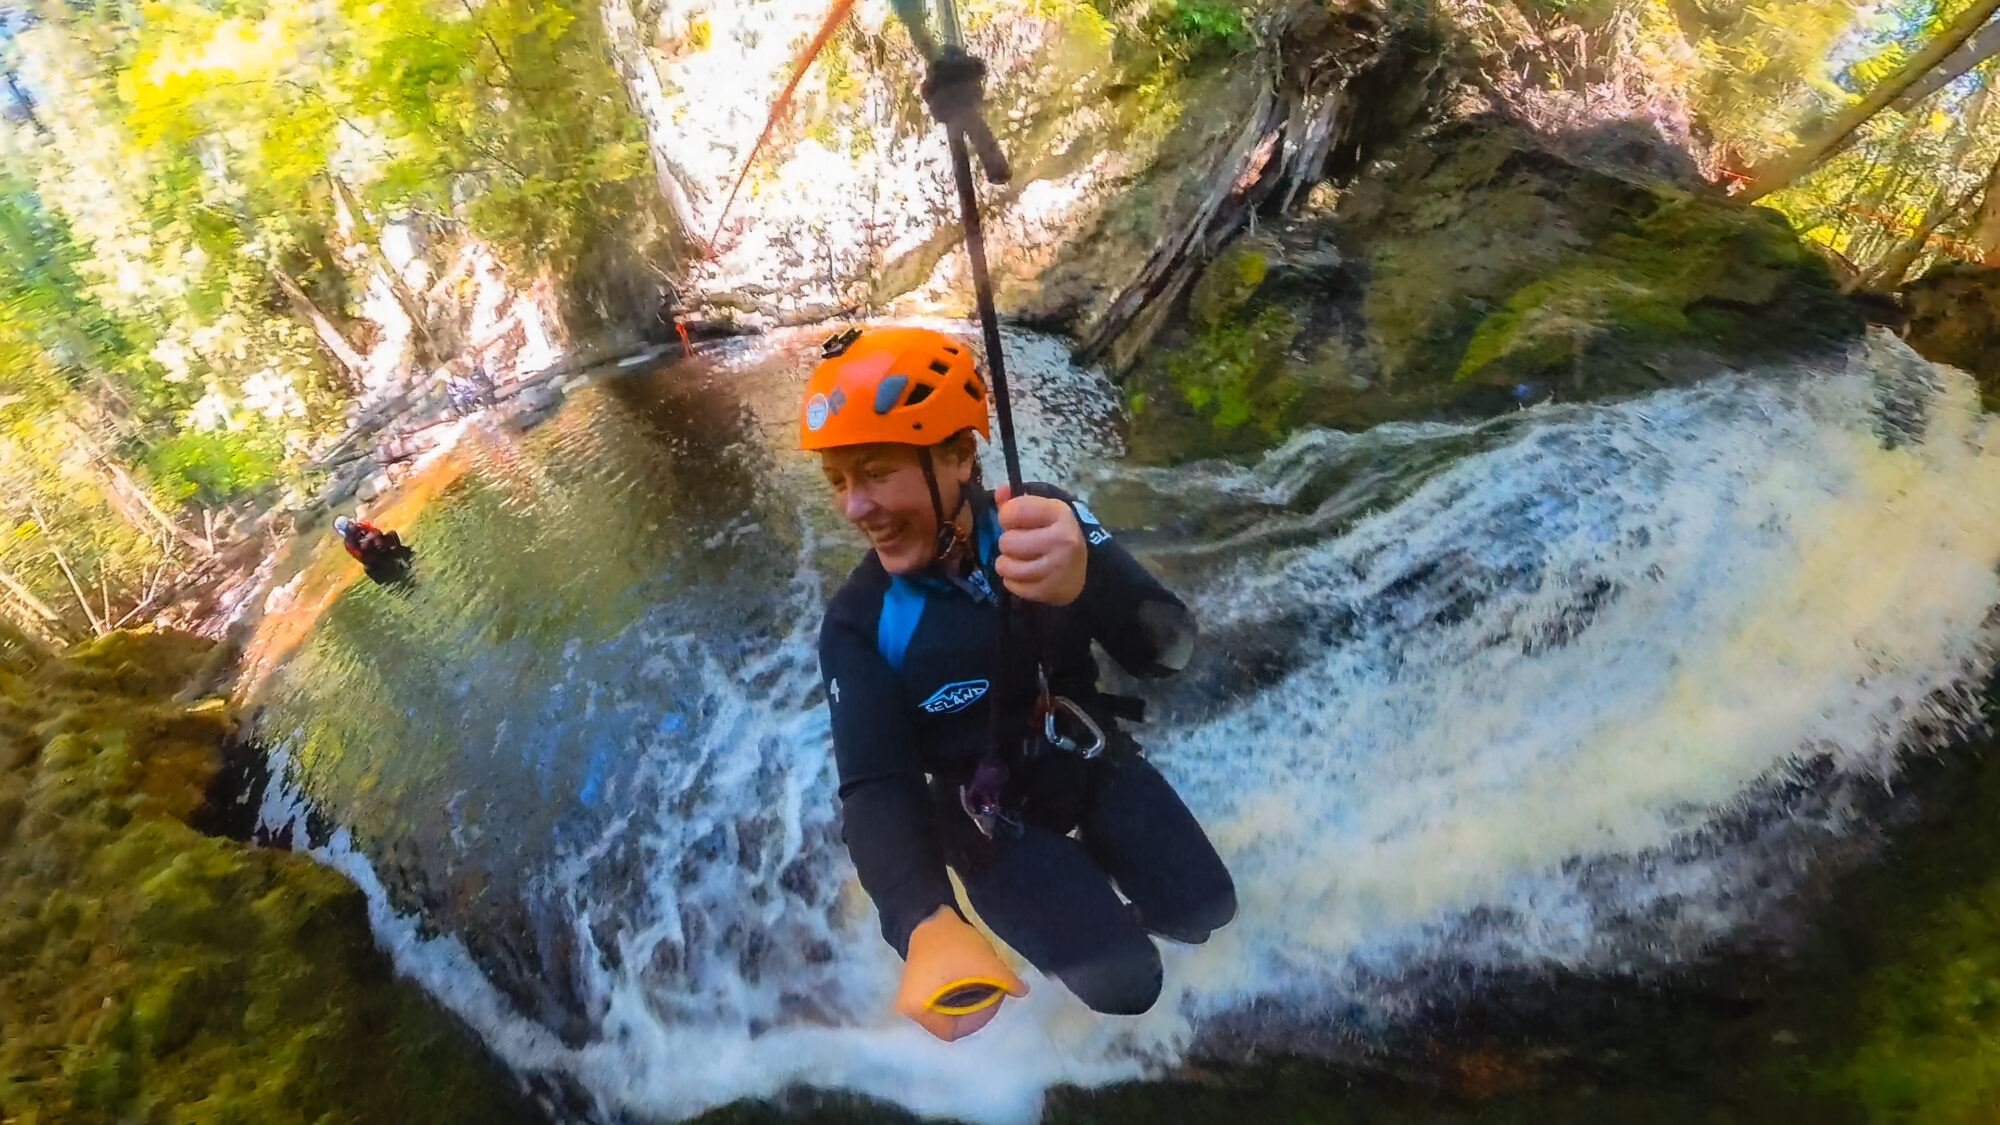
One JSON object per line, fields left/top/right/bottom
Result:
{"left": 919, "top": 680, "right": 989, "bottom": 714}
{"left": 1073, "top": 500, "right": 1111, "bottom": 546}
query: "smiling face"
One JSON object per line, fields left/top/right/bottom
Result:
{"left": 819, "top": 438, "right": 975, "bottom": 575}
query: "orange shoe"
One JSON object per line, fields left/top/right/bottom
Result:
{"left": 894, "top": 906, "right": 1028, "bottom": 1042}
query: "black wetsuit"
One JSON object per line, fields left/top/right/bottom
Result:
{"left": 818, "top": 486, "right": 1235, "bottom": 1014}
{"left": 344, "top": 523, "right": 415, "bottom": 586}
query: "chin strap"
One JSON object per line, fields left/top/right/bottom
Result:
{"left": 916, "top": 446, "right": 969, "bottom": 568}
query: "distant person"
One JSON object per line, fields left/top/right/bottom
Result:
{"left": 334, "top": 515, "right": 414, "bottom": 585}
{"left": 443, "top": 368, "right": 482, "bottom": 418}
{"left": 468, "top": 358, "right": 496, "bottom": 402}
{"left": 657, "top": 283, "right": 693, "bottom": 357}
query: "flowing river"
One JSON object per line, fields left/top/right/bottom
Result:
{"left": 252, "top": 325, "right": 2000, "bottom": 1123}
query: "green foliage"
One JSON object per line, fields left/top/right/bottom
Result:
{"left": 0, "top": 182, "right": 179, "bottom": 634}
{"left": 0, "top": 184, "right": 165, "bottom": 415}
{"left": 1764, "top": 33, "right": 2000, "bottom": 288}
{"left": 0, "top": 630, "right": 539, "bottom": 1125}
{"left": 1151, "top": 0, "right": 1253, "bottom": 65}
{"left": 335, "top": 0, "right": 659, "bottom": 285}
{"left": 145, "top": 431, "right": 282, "bottom": 508}
{"left": 1680, "top": 0, "right": 1877, "bottom": 159}
{"left": 0, "top": 0, "right": 677, "bottom": 628}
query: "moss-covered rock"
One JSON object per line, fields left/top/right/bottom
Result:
{"left": 1836, "top": 877, "right": 2000, "bottom": 1123}
{"left": 1120, "top": 119, "right": 1864, "bottom": 463}
{"left": 1455, "top": 195, "right": 1858, "bottom": 388}
{"left": 0, "top": 630, "right": 539, "bottom": 1125}
{"left": 1151, "top": 244, "right": 1306, "bottom": 437}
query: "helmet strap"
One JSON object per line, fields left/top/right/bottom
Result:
{"left": 917, "top": 446, "right": 969, "bottom": 568}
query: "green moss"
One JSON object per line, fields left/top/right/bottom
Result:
{"left": 1821, "top": 732, "right": 2000, "bottom": 1124}
{"left": 0, "top": 630, "right": 536, "bottom": 1125}
{"left": 1455, "top": 263, "right": 1687, "bottom": 380}
{"left": 1837, "top": 879, "right": 2000, "bottom": 1122}
{"left": 1188, "top": 244, "right": 1270, "bottom": 328}
{"left": 1166, "top": 302, "right": 1303, "bottom": 434}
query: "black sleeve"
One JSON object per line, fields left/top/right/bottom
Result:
{"left": 1031, "top": 485, "right": 1197, "bottom": 679}
{"left": 818, "top": 610, "right": 956, "bottom": 958}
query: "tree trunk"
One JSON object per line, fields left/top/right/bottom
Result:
{"left": 96, "top": 457, "right": 214, "bottom": 557}
{"left": 271, "top": 265, "right": 369, "bottom": 391}
{"left": 49, "top": 549, "right": 101, "bottom": 635}
{"left": 1893, "top": 17, "right": 2000, "bottom": 113}
{"left": 1828, "top": 111, "right": 1924, "bottom": 254}
{"left": 599, "top": 0, "right": 701, "bottom": 248}
{"left": 1741, "top": 0, "right": 2000, "bottom": 203}
{"left": 1870, "top": 77, "right": 1995, "bottom": 286}
{"left": 1969, "top": 145, "right": 2000, "bottom": 263}
{"left": 330, "top": 176, "right": 442, "bottom": 368}
{"left": 1870, "top": 184, "right": 1976, "bottom": 289}
{"left": 63, "top": 423, "right": 214, "bottom": 557}
{"left": 1074, "top": 4, "right": 1403, "bottom": 368}
{"left": 0, "top": 560, "right": 65, "bottom": 628}
{"left": 29, "top": 499, "right": 103, "bottom": 636}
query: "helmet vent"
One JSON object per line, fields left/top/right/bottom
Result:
{"left": 904, "top": 382, "right": 935, "bottom": 406}
{"left": 963, "top": 379, "right": 982, "bottom": 400}
{"left": 928, "top": 359, "right": 952, "bottom": 375}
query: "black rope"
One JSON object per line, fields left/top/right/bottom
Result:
{"left": 919, "top": 0, "right": 1044, "bottom": 833}
{"left": 944, "top": 140, "right": 1021, "bottom": 491}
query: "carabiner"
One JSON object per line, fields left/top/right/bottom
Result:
{"left": 959, "top": 783, "right": 1021, "bottom": 839}
{"left": 1043, "top": 695, "right": 1105, "bottom": 759}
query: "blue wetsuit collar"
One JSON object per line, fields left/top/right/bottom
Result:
{"left": 876, "top": 491, "right": 997, "bottom": 670}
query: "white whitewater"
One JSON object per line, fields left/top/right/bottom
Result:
{"left": 261, "top": 330, "right": 2000, "bottom": 1123}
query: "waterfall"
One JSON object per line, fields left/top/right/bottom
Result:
{"left": 259, "top": 329, "right": 2000, "bottom": 1123}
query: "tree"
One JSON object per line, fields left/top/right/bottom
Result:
{"left": 1892, "top": 16, "right": 2000, "bottom": 110}
{"left": 1741, "top": 0, "right": 2000, "bottom": 201}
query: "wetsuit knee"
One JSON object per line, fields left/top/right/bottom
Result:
{"left": 1142, "top": 876, "right": 1237, "bottom": 945}
{"left": 1063, "top": 943, "right": 1164, "bottom": 1016}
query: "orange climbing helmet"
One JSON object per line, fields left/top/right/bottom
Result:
{"left": 798, "top": 326, "right": 991, "bottom": 450}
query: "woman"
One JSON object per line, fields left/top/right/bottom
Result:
{"left": 806, "top": 325, "right": 1235, "bottom": 1042}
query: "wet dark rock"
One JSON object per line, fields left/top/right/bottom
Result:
{"left": 185, "top": 729, "right": 272, "bottom": 842}
{"left": 1899, "top": 261, "right": 2000, "bottom": 412}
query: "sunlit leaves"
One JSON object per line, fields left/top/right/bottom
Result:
{"left": 330, "top": 0, "right": 653, "bottom": 277}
